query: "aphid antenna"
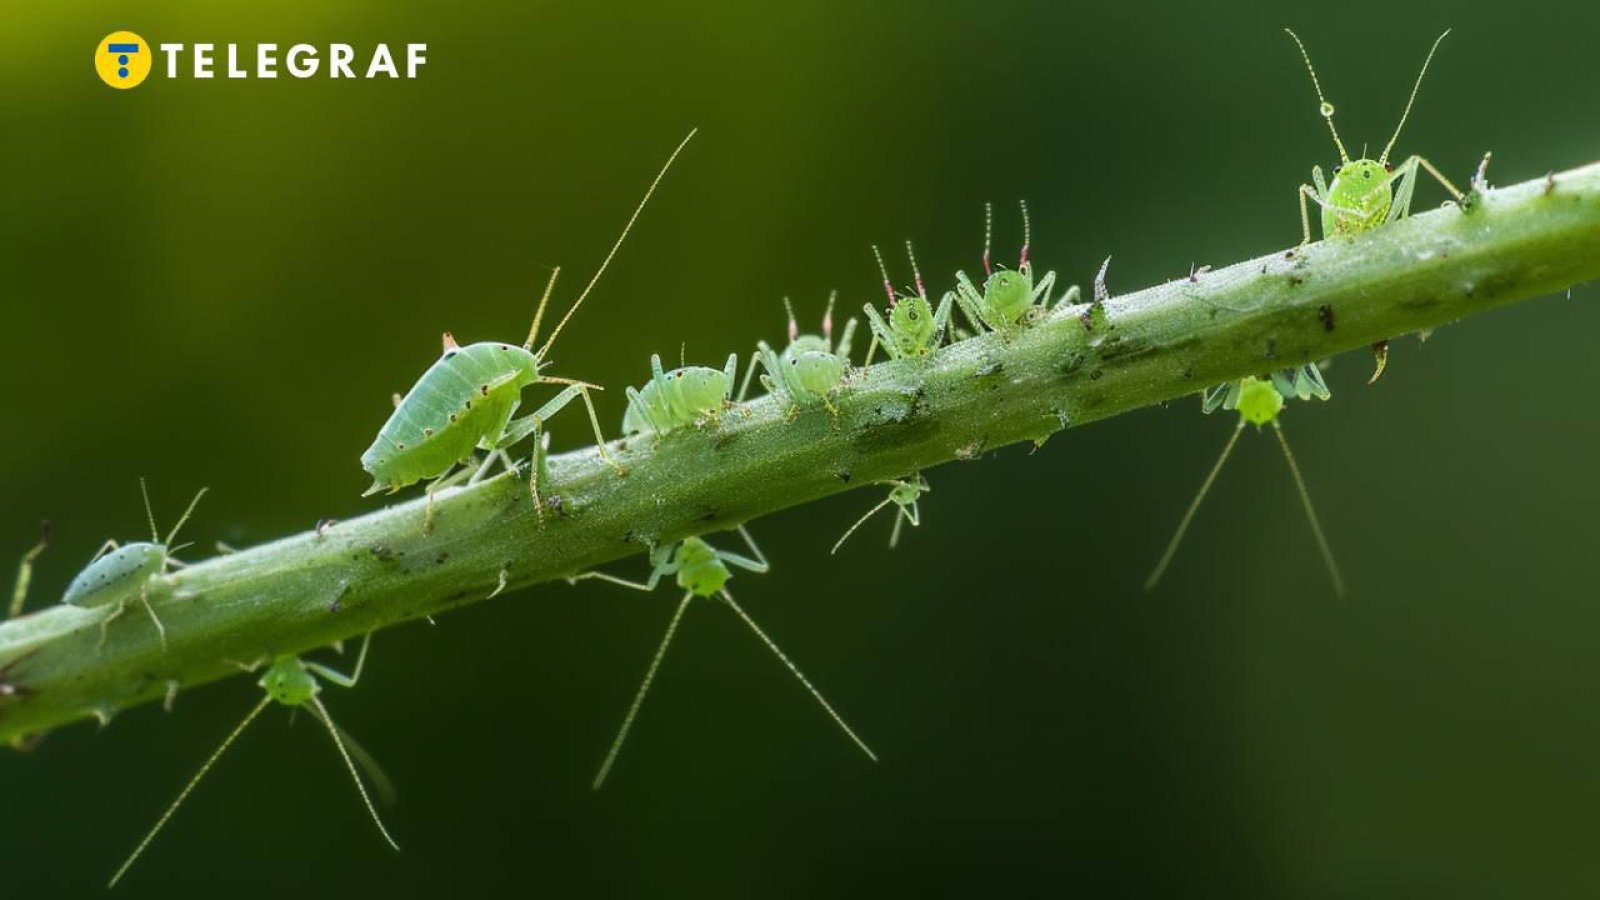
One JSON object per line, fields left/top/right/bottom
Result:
{"left": 1380, "top": 29, "right": 1451, "bottom": 165}
{"left": 717, "top": 588, "right": 877, "bottom": 763}
{"left": 1144, "top": 419, "right": 1247, "bottom": 592}
{"left": 783, "top": 297, "right": 800, "bottom": 343}
{"left": 1018, "top": 199, "right": 1031, "bottom": 268}
{"left": 832, "top": 495, "right": 896, "bottom": 554}
{"left": 1284, "top": 29, "right": 1351, "bottom": 165}
{"left": 592, "top": 591, "right": 692, "bottom": 791}
{"left": 139, "top": 477, "right": 159, "bottom": 544}
{"left": 107, "top": 696, "right": 273, "bottom": 889}
{"left": 904, "top": 241, "right": 927, "bottom": 299}
{"left": 533, "top": 127, "right": 698, "bottom": 360}
{"left": 871, "top": 244, "right": 898, "bottom": 308}
{"left": 520, "top": 266, "right": 561, "bottom": 351}
{"left": 1270, "top": 421, "right": 1346, "bottom": 597}
{"left": 163, "top": 487, "right": 209, "bottom": 548}
{"left": 982, "top": 201, "right": 994, "bottom": 276}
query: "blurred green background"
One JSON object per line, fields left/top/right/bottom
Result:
{"left": 4, "top": 0, "right": 1600, "bottom": 896}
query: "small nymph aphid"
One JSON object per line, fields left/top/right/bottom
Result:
{"left": 831, "top": 474, "right": 931, "bottom": 554}
{"left": 1145, "top": 374, "right": 1344, "bottom": 596}
{"left": 572, "top": 526, "right": 876, "bottom": 789}
{"left": 741, "top": 294, "right": 858, "bottom": 414}
{"left": 952, "top": 201, "right": 1074, "bottom": 337}
{"left": 862, "top": 243, "right": 953, "bottom": 366}
{"left": 1286, "top": 29, "right": 1465, "bottom": 382}
{"left": 621, "top": 352, "right": 739, "bottom": 436}
{"left": 361, "top": 129, "right": 696, "bottom": 515}
{"left": 37, "top": 481, "right": 208, "bottom": 650}
{"left": 108, "top": 634, "right": 396, "bottom": 889}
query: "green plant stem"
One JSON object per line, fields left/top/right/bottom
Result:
{"left": 3, "top": 162, "right": 1599, "bottom": 745}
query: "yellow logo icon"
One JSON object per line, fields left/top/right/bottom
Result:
{"left": 95, "top": 31, "right": 152, "bottom": 89}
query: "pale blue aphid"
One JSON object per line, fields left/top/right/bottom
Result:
{"left": 108, "top": 634, "right": 396, "bottom": 888}
{"left": 831, "top": 474, "right": 931, "bottom": 554}
{"left": 572, "top": 526, "right": 876, "bottom": 789}
{"left": 621, "top": 352, "right": 739, "bottom": 436}
{"left": 739, "top": 294, "right": 858, "bottom": 413}
{"left": 56, "top": 481, "right": 207, "bottom": 650}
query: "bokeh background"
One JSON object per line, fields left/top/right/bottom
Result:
{"left": 4, "top": 0, "right": 1600, "bottom": 896}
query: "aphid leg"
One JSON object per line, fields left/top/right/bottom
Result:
{"left": 88, "top": 539, "right": 121, "bottom": 565}
{"left": 593, "top": 590, "right": 692, "bottom": 790}
{"left": 1385, "top": 155, "right": 1465, "bottom": 224}
{"left": 889, "top": 494, "right": 923, "bottom": 549}
{"left": 568, "top": 568, "right": 663, "bottom": 592}
{"left": 861, "top": 305, "right": 894, "bottom": 366}
{"left": 302, "top": 632, "right": 373, "bottom": 688}
{"left": 1030, "top": 268, "right": 1058, "bottom": 308}
{"left": 1297, "top": 182, "right": 1322, "bottom": 246}
{"left": 736, "top": 348, "right": 765, "bottom": 402}
{"left": 952, "top": 272, "right": 989, "bottom": 335}
{"left": 1271, "top": 422, "right": 1345, "bottom": 597}
{"left": 8, "top": 522, "right": 50, "bottom": 619}
{"left": 307, "top": 696, "right": 401, "bottom": 851}
{"left": 107, "top": 695, "right": 273, "bottom": 889}
{"left": 718, "top": 525, "right": 770, "bottom": 575}
{"left": 97, "top": 600, "right": 128, "bottom": 650}
{"left": 533, "top": 378, "right": 625, "bottom": 474}
{"left": 931, "top": 291, "right": 956, "bottom": 341}
{"left": 834, "top": 316, "right": 858, "bottom": 361}
{"left": 139, "top": 584, "right": 169, "bottom": 652}
{"left": 1144, "top": 419, "right": 1246, "bottom": 591}
{"left": 717, "top": 589, "right": 877, "bottom": 763}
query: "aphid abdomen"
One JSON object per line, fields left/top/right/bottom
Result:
{"left": 63, "top": 543, "right": 163, "bottom": 608}
{"left": 361, "top": 343, "right": 537, "bottom": 491}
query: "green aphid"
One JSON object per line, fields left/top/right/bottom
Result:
{"left": 360, "top": 130, "right": 696, "bottom": 515}
{"left": 30, "top": 480, "right": 208, "bottom": 651}
{"left": 741, "top": 294, "right": 858, "bottom": 412}
{"left": 1145, "top": 373, "right": 1343, "bottom": 597}
{"left": 108, "top": 635, "right": 397, "bottom": 889}
{"left": 1286, "top": 29, "right": 1466, "bottom": 383}
{"left": 622, "top": 352, "right": 739, "bottom": 436}
{"left": 952, "top": 201, "right": 1075, "bottom": 336}
{"left": 572, "top": 526, "right": 876, "bottom": 790}
{"left": 831, "top": 474, "right": 931, "bottom": 554}
{"left": 862, "top": 243, "right": 953, "bottom": 366}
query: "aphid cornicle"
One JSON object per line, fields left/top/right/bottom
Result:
{"left": 740, "top": 294, "right": 858, "bottom": 414}
{"left": 360, "top": 129, "right": 696, "bottom": 515}
{"left": 1286, "top": 29, "right": 1469, "bottom": 382}
{"left": 34, "top": 481, "right": 208, "bottom": 651}
{"left": 1144, "top": 373, "right": 1343, "bottom": 597}
{"left": 108, "top": 634, "right": 396, "bottom": 889}
{"left": 571, "top": 526, "right": 876, "bottom": 790}
{"left": 621, "top": 352, "right": 739, "bottom": 436}
{"left": 862, "top": 243, "right": 954, "bottom": 366}
{"left": 832, "top": 474, "right": 931, "bottom": 554}
{"left": 952, "top": 201, "right": 1075, "bottom": 337}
